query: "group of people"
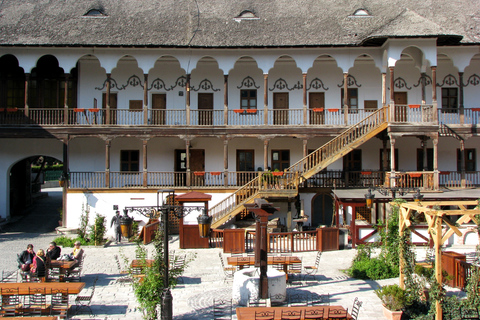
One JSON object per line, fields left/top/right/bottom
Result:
{"left": 17, "top": 240, "right": 84, "bottom": 281}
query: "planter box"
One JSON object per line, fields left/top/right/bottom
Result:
{"left": 382, "top": 305, "right": 403, "bottom": 320}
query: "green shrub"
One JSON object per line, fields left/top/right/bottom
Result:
{"left": 375, "top": 284, "right": 406, "bottom": 311}
{"left": 53, "top": 236, "right": 89, "bottom": 248}
{"left": 89, "top": 213, "right": 106, "bottom": 245}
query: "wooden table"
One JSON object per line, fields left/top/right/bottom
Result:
{"left": 5, "top": 317, "right": 57, "bottom": 320}
{"left": 130, "top": 259, "right": 155, "bottom": 268}
{"left": 50, "top": 260, "right": 77, "bottom": 282}
{"left": 0, "top": 282, "right": 85, "bottom": 295}
{"left": 236, "top": 306, "right": 353, "bottom": 319}
{"left": 227, "top": 256, "right": 301, "bottom": 272}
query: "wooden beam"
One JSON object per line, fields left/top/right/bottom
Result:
{"left": 435, "top": 215, "right": 443, "bottom": 320}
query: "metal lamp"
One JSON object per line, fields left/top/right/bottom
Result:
{"left": 197, "top": 208, "right": 212, "bottom": 238}
{"left": 365, "top": 188, "right": 375, "bottom": 209}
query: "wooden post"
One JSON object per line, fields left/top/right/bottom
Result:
{"left": 64, "top": 74, "right": 69, "bottom": 124}
{"left": 434, "top": 215, "right": 443, "bottom": 320}
{"left": 421, "top": 72, "right": 427, "bottom": 105}
{"left": 433, "top": 137, "right": 439, "bottom": 190}
{"left": 390, "top": 136, "right": 396, "bottom": 185}
{"left": 460, "top": 140, "right": 465, "bottom": 188}
{"left": 224, "top": 75, "right": 228, "bottom": 125}
{"left": 223, "top": 138, "right": 228, "bottom": 188}
{"left": 399, "top": 204, "right": 405, "bottom": 289}
{"left": 303, "top": 73, "right": 307, "bottom": 125}
{"left": 343, "top": 73, "right": 348, "bottom": 125}
{"left": 432, "top": 67, "right": 438, "bottom": 123}
{"left": 186, "top": 74, "right": 191, "bottom": 126}
{"left": 143, "top": 140, "right": 148, "bottom": 187}
{"left": 24, "top": 73, "right": 29, "bottom": 116}
{"left": 264, "top": 74, "right": 268, "bottom": 125}
{"left": 105, "top": 139, "right": 111, "bottom": 188}
{"left": 106, "top": 74, "right": 111, "bottom": 125}
{"left": 62, "top": 137, "right": 69, "bottom": 226}
{"left": 303, "top": 139, "right": 308, "bottom": 158}
{"left": 263, "top": 139, "right": 269, "bottom": 170}
{"left": 143, "top": 74, "right": 149, "bottom": 125}
{"left": 381, "top": 72, "right": 386, "bottom": 107}
{"left": 389, "top": 67, "right": 395, "bottom": 122}
{"left": 186, "top": 139, "right": 191, "bottom": 187}
{"left": 459, "top": 72, "right": 464, "bottom": 124}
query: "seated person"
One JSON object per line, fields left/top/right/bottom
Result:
{"left": 71, "top": 241, "right": 84, "bottom": 269}
{"left": 31, "top": 249, "right": 47, "bottom": 280}
{"left": 17, "top": 244, "right": 35, "bottom": 272}
{"left": 46, "top": 241, "right": 61, "bottom": 260}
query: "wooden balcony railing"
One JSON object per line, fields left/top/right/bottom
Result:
{"left": 0, "top": 105, "right": 447, "bottom": 127}
{"left": 439, "top": 107, "right": 480, "bottom": 125}
{"left": 385, "top": 171, "right": 435, "bottom": 190}
{"left": 439, "top": 171, "right": 480, "bottom": 188}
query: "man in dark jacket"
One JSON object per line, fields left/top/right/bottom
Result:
{"left": 17, "top": 244, "right": 35, "bottom": 271}
{"left": 46, "top": 241, "right": 61, "bottom": 260}
{"left": 110, "top": 211, "right": 122, "bottom": 244}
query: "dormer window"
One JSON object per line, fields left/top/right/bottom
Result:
{"left": 84, "top": 9, "right": 107, "bottom": 17}
{"left": 234, "top": 10, "right": 259, "bottom": 22}
{"left": 350, "top": 9, "right": 371, "bottom": 17}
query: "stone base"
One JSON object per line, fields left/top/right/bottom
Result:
{"left": 232, "top": 267, "right": 286, "bottom": 306}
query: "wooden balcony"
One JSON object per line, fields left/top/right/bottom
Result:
{"left": 68, "top": 170, "right": 479, "bottom": 190}
{"left": 0, "top": 105, "right": 445, "bottom": 128}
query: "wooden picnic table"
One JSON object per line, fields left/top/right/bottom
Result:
{"left": 236, "top": 306, "right": 353, "bottom": 319}
{"left": 50, "top": 260, "right": 77, "bottom": 282}
{"left": 0, "top": 282, "right": 85, "bottom": 295}
{"left": 227, "top": 256, "right": 301, "bottom": 272}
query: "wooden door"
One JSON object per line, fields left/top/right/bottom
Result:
{"left": 175, "top": 150, "right": 187, "bottom": 186}
{"left": 102, "top": 92, "right": 117, "bottom": 124}
{"left": 236, "top": 150, "right": 255, "bottom": 185}
{"left": 312, "top": 194, "right": 334, "bottom": 228}
{"left": 309, "top": 92, "right": 325, "bottom": 124}
{"left": 152, "top": 93, "right": 166, "bottom": 125}
{"left": 198, "top": 93, "right": 213, "bottom": 125}
{"left": 190, "top": 149, "right": 205, "bottom": 186}
{"left": 394, "top": 92, "right": 407, "bottom": 122}
{"left": 343, "top": 149, "right": 362, "bottom": 186}
{"left": 273, "top": 92, "right": 289, "bottom": 125}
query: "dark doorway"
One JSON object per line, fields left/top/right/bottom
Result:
{"left": 198, "top": 93, "right": 213, "bottom": 125}
{"left": 311, "top": 193, "right": 334, "bottom": 228}
{"left": 273, "top": 92, "right": 289, "bottom": 125}
{"left": 309, "top": 92, "right": 325, "bottom": 124}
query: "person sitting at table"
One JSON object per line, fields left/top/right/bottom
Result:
{"left": 46, "top": 241, "right": 61, "bottom": 260}
{"left": 70, "top": 240, "right": 84, "bottom": 269}
{"left": 17, "top": 243, "right": 35, "bottom": 272}
{"left": 31, "top": 249, "right": 47, "bottom": 281}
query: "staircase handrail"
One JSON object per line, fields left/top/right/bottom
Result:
{"left": 286, "top": 106, "right": 389, "bottom": 181}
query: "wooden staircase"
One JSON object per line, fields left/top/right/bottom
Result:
{"left": 209, "top": 106, "right": 390, "bottom": 229}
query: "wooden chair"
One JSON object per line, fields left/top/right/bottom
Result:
{"left": 219, "top": 253, "right": 236, "bottom": 281}
{"left": 74, "top": 276, "right": 98, "bottom": 315}
{"left": 270, "top": 293, "right": 287, "bottom": 306}
{"left": 305, "top": 308, "right": 325, "bottom": 320}
{"left": 67, "top": 254, "right": 86, "bottom": 282}
{"left": 26, "top": 287, "right": 48, "bottom": 316}
{"left": 288, "top": 293, "right": 309, "bottom": 307}
{"left": 304, "top": 251, "right": 322, "bottom": 281}
{"left": 247, "top": 293, "right": 269, "bottom": 307}
{"left": 351, "top": 297, "right": 363, "bottom": 320}
{"left": 328, "top": 307, "right": 348, "bottom": 320}
{"left": 51, "top": 288, "right": 69, "bottom": 320}
{"left": 114, "top": 254, "right": 128, "bottom": 274}
{"left": 280, "top": 309, "right": 302, "bottom": 320}
{"left": 310, "top": 293, "right": 330, "bottom": 306}
{"left": 287, "top": 260, "right": 303, "bottom": 282}
{"left": 255, "top": 310, "right": 275, "bottom": 320}
{"left": 212, "top": 298, "right": 232, "bottom": 320}
{"left": 1, "top": 287, "right": 22, "bottom": 316}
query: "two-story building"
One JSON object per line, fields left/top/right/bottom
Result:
{"left": 0, "top": 0, "right": 479, "bottom": 245}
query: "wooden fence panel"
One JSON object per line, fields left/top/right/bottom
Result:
{"left": 223, "top": 229, "right": 246, "bottom": 253}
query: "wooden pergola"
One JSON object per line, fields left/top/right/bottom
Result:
{"left": 398, "top": 200, "right": 480, "bottom": 320}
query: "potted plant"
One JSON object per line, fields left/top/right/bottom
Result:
{"left": 375, "top": 284, "right": 406, "bottom": 320}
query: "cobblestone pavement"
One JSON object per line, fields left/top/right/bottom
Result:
{"left": 0, "top": 189, "right": 476, "bottom": 319}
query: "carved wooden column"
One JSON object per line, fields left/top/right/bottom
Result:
{"left": 106, "top": 74, "right": 111, "bottom": 125}
{"left": 143, "top": 74, "right": 149, "bottom": 125}
{"left": 264, "top": 74, "right": 268, "bottom": 125}
{"left": 381, "top": 72, "right": 386, "bottom": 107}
{"left": 64, "top": 74, "right": 69, "bottom": 124}
{"left": 302, "top": 73, "right": 307, "bottom": 125}
{"left": 62, "top": 136, "right": 69, "bottom": 226}
{"left": 389, "top": 67, "right": 395, "bottom": 122}
{"left": 224, "top": 138, "right": 229, "bottom": 187}
{"left": 185, "top": 139, "right": 191, "bottom": 187}
{"left": 24, "top": 73, "right": 29, "bottom": 117}
{"left": 142, "top": 139, "right": 148, "bottom": 187}
{"left": 303, "top": 139, "right": 308, "bottom": 158}
{"left": 460, "top": 139, "right": 466, "bottom": 189}
{"left": 389, "top": 135, "right": 396, "bottom": 186}
{"left": 421, "top": 72, "right": 427, "bottom": 105}
{"left": 343, "top": 73, "right": 348, "bottom": 125}
{"left": 105, "top": 139, "right": 111, "bottom": 188}
{"left": 459, "top": 72, "right": 464, "bottom": 124}
{"left": 431, "top": 66, "right": 438, "bottom": 123}
{"left": 186, "top": 74, "right": 191, "bottom": 126}
{"left": 263, "top": 139, "right": 269, "bottom": 170}
{"left": 433, "top": 137, "right": 439, "bottom": 190}
{"left": 224, "top": 75, "right": 228, "bottom": 125}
